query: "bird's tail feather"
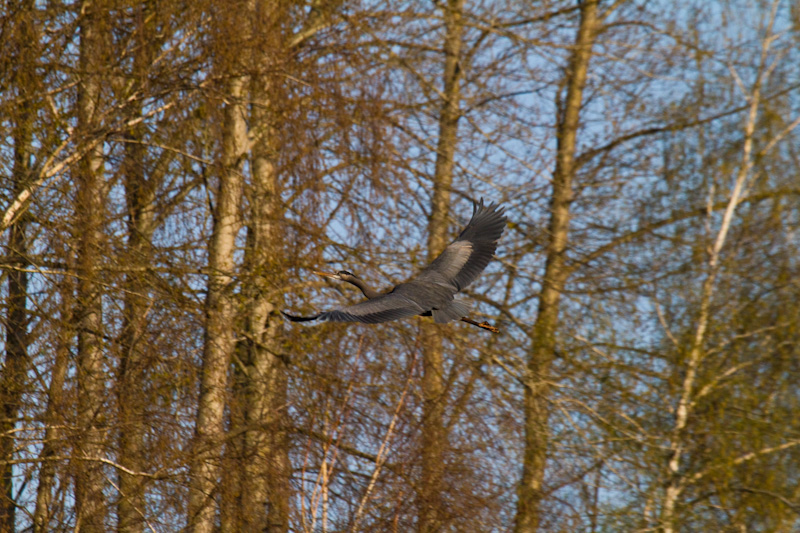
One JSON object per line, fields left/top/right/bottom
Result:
{"left": 432, "top": 299, "right": 471, "bottom": 324}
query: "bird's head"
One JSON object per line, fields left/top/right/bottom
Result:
{"left": 313, "top": 269, "right": 359, "bottom": 283}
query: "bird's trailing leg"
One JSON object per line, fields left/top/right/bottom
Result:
{"left": 460, "top": 317, "right": 500, "bottom": 333}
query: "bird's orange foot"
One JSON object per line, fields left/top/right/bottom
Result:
{"left": 478, "top": 321, "right": 500, "bottom": 333}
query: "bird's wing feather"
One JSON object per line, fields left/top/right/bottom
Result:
{"left": 319, "top": 292, "right": 423, "bottom": 324}
{"left": 417, "top": 199, "right": 507, "bottom": 291}
{"left": 281, "top": 311, "right": 321, "bottom": 322}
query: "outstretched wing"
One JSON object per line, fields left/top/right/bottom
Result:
{"left": 417, "top": 198, "right": 507, "bottom": 291}
{"left": 317, "top": 292, "right": 424, "bottom": 324}
{"left": 284, "top": 280, "right": 456, "bottom": 325}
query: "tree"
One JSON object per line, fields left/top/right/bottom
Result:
{"left": 0, "top": 2, "right": 36, "bottom": 529}
{"left": 223, "top": 2, "right": 292, "bottom": 530}
{"left": 186, "top": 4, "right": 247, "bottom": 528}
{"left": 418, "top": 1, "right": 466, "bottom": 531}
{"left": 658, "top": 1, "right": 800, "bottom": 529}
{"left": 73, "top": 2, "right": 111, "bottom": 530}
{"left": 516, "top": 2, "right": 600, "bottom": 530}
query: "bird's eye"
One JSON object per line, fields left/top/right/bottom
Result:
{"left": 338, "top": 270, "right": 352, "bottom": 276}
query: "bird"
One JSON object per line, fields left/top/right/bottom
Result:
{"left": 282, "top": 198, "right": 506, "bottom": 332}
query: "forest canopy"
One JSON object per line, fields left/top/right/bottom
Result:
{"left": 1, "top": 0, "right": 800, "bottom": 531}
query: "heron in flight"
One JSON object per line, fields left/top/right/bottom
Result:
{"left": 283, "top": 199, "right": 506, "bottom": 332}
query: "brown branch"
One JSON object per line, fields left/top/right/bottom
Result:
{"left": 573, "top": 82, "right": 800, "bottom": 171}
{"left": 566, "top": 188, "right": 800, "bottom": 275}
{"left": 686, "top": 439, "right": 800, "bottom": 489}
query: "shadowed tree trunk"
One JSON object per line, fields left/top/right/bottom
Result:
{"left": 1, "top": 3, "right": 39, "bottom": 529}
{"left": 117, "top": 4, "right": 160, "bottom": 529}
{"left": 74, "top": 2, "right": 109, "bottom": 530}
{"left": 32, "top": 272, "right": 73, "bottom": 532}
{"left": 419, "top": 1, "right": 464, "bottom": 531}
{"left": 0, "top": 6, "right": 34, "bottom": 527}
{"left": 1, "top": 112, "right": 30, "bottom": 533}
{"left": 515, "top": 1, "right": 599, "bottom": 531}
{"left": 226, "top": 79, "right": 289, "bottom": 533}
{"left": 116, "top": 115, "right": 154, "bottom": 533}
{"left": 233, "top": 121, "right": 289, "bottom": 531}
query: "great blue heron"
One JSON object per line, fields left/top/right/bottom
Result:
{"left": 283, "top": 198, "right": 506, "bottom": 332}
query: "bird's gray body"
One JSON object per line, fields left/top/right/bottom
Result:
{"left": 284, "top": 199, "right": 506, "bottom": 326}
{"left": 321, "top": 279, "right": 466, "bottom": 324}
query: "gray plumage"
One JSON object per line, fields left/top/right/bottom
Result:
{"left": 283, "top": 198, "right": 506, "bottom": 326}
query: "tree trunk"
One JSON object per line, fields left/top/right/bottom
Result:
{"left": 116, "top": 130, "right": 152, "bottom": 533}
{"left": 32, "top": 277, "right": 72, "bottom": 533}
{"left": 235, "top": 21, "right": 290, "bottom": 529}
{"left": 515, "top": 2, "right": 599, "bottom": 531}
{"left": 419, "top": 1, "right": 463, "bottom": 531}
{"left": 1, "top": 5, "right": 35, "bottom": 530}
{"left": 74, "top": 2, "right": 109, "bottom": 530}
{"left": 187, "top": 72, "right": 247, "bottom": 533}
{"left": 0, "top": 119, "right": 30, "bottom": 533}
{"left": 230, "top": 110, "right": 289, "bottom": 533}
{"left": 116, "top": 3, "right": 159, "bottom": 531}
{"left": 0, "top": 68, "right": 31, "bottom": 533}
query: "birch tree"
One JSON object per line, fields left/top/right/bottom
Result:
{"left": 223, "top": 2, "right": 293, "bottom": 530}
{"left": 186, "top": 5, "right": 248, "bottom": 528}
{"left": 74, "top": 2, "right": 110, "bottom": 530}
{"left": 189, "top": 2, "right": 352, "bottom": 528}
{"left": 659, "top": 1, "right": 800, "bottom": 529}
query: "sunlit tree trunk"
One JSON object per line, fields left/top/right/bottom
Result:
{"left": 74, "top": 2, "right": 109, "bottom": 530}
{"left": 232, "top": 84, "right": 289, "bottom": 533}
{"left": 419, "top": 1, "right": 464, "bottom": 531}
{"left": 515, "top": 2, "right": 599, "bottom": 531}
{"left": 234, "top": 5, "right": 290, "bottom": 527}
{"left": 187, "top": 58, "right": 248, "bottom": 533}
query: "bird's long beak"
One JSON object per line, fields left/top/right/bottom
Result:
{"left": 313, "top": 270, "right": 340, "bottom": 280}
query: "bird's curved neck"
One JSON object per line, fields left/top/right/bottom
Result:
{"left": 348, "top": 277, "right": 381, "bottom": 299}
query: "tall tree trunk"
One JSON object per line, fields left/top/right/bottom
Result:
{"left": 116, "top": 124, "right": 152, "bottom": 533}
{"left": 117, "top": 3, "right": 158, "bottom": 531}
{"left": 419, "top": 1, "right": 463, "bottom": 531}
{"left": 1, "top": 4, "right": 35, "bottom": 530}
{"left": 74, "top": 2, "right": 108, "bottom": 530}
{"left": 230, "top": 97, "right": 288, "bottom": 533}
{"left": 187, "top": 73, "right": 248, "bottom": 533}
{"left": 234, "top": 10, "right": 290, "bottom": 528}
{"left": 1, "top": 61, "right": 31, "bottom": 533}
{"left": 0, "top": 116, "right": 30, "bottom": 533}
{"left": 514, "top": 2, "right": 599, "bottom": 531}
